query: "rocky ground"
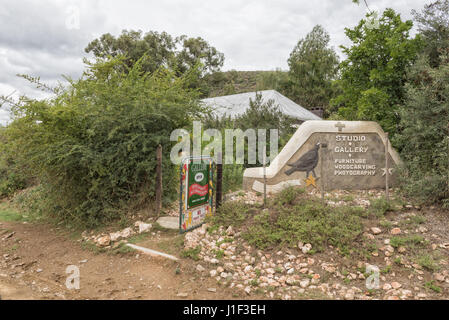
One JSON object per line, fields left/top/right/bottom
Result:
{"left": 182, "top": 190, "right": 449, "bottom": 300}
{"left": 1, "top": 189, "right": 448, "bottom": 300}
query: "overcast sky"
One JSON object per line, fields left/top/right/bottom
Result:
{"left": 0, "top": 0, "right": 432, "bottom": 125}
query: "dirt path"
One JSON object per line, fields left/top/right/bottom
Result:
{"left": 0, "top": 221, "right": 237, "bottom": 300}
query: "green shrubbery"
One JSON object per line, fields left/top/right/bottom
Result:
{"left": 1, "top": 57, "right": 205, "bottom": 227}
{"left": 331, "top": 9, "right": 422, "bottom": 140}
{"left": 390, "top": 235, "right": 426, "bottom": 249}
{"left": 397, "top": 55, "right": 449, "bottom": 206}
{"left": 0, "top": 127, "right": 30, "bottom": 197}
{"left": 212, "top": 200, "right": 254, "bottom": 227}
{"left": 243, "top": 195, "right": 364, "bottom": 252}
{"left": 222, "top": 164, "right": 245, "bottom": 193}
{"left": 212, "top": 187, "right": 365, "bottom": 253}
{"left": 0, "top": 170, "right": 27, "bottom": 197}
{"left": 369, "top": 196, "right": 394, "bottom": 217}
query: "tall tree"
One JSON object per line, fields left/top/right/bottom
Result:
{"left": 396, "top": 54, "right": 449, "bottom": 205}
{"left": 331, "top": 9, "right": 422, "bottom": 139}
{"left": 175, "top": 35, "right": 225, "bottom": 75}
{"left": 395, "top": 1, "right": 449, "bottom": 205}
{"left": 413, "top": 0, "right": 449, "bottom": 67}
{"left": 85, "top": 30, "right": 224, "bottom": 77}
{"left": 287, "top": 25, "right": 339, "bottom": 114}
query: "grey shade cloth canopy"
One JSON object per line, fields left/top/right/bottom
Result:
{"left": 200, "top": 90, "right": 321, "bottom": 121}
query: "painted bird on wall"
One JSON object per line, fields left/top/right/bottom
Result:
{"left": 284, "top": 143, "right": 320, "bottom": 177}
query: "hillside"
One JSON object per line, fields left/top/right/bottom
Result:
{"left": 203, "top": 70, "right": 289, "bottom": 98}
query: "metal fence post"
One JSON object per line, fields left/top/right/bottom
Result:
{"left": 263, "top": 152, "right": 267, "bottom": 208}
{"left": 156, "top": 144, "right": 162, "bottom": 217}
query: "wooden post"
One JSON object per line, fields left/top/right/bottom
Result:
{"left": 320, "top": 144, "right": 324, "bottom": 203}
{"left": 155, "top": 144, "right": 162, "bottom": 217}
{"left": 216, "top": 152, "right": 223, "bottom": 211}
{"left": 263, "top": 152, "right": 267, "bottom": 208}
{"left": 385, "top": 133, "right": 390, "bottom": 202}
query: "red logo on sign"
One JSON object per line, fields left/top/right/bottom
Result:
{"left": 189, "top": 184, "right": 208, "bottom": 197}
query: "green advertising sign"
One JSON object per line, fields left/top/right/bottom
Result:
{"left": 179, "top": 157, "right": 214, "bottom": 233}
{"left": 187, "top": 161, "right": 209, "bottom": 209}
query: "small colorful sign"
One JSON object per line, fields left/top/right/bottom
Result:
{"left": 180, "top": 157, "right": 214, "bottom": 233}
{"left": 187, "top": 161, "right": 210, "bottom": 208}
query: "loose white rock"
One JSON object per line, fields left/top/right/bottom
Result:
{"left": 391, "top": 282, "right": 402, "bottom": 289}
{"left": 96, "top": 235, "right": 111, "bottom": 247}
{"left": 299, "top": 279, "right": 310, "bottom": 288}
{"left": 244, "top": 266, "right": 253, "bottom": 273}
{"left": 196, "top": 264, "right": 205, "bottom": 272}
{"left": 135, "top": 221, "right": 152, "bottom": 233}
{"left": 244, "top": 286, "right": 251, "bottom": 295}
{"left": 302, "top": 244, "right": 312, "bottom": 254}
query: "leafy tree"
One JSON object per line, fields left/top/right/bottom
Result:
{"left": 332, "top": 9, "right": 422, "bottom": 140}
{"left": 2, "top": 56, "right": 205, "bottom": 227}
{"left": 85, "top": 30, "right": 175, "bottom": 73}
{"left": 396, "top": 54, "right": 449, "bottom": 205}
{"left": 256, "top": 69, "right": 288, "bottom": 91}
{"left": 413, "top": 0, "right": 449, "bottom": 67}
{"left": 255, "top": 69, "right": 290, "bottom": 95}
{"left": 202, "top": 70, "right": 289, "bottom": 98}
{"left": 175, "top": 35, "right": 225, "bottom": 75}
{"left": 287, "top": 25, "right": 339, "bottom": 114}
{"left": 396, "top": 1, "right": 449, "bottom": 205}
{"left": 85, "top": 30, "right": 224, "bottom": 77}
{"left": 234, "top": 93, "right": 297, "bottom": 142}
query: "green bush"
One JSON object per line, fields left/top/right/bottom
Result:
{"left": 0, "top": 171, "right": 27, "bottom": 197}
{"left": 0, "top": 128, "right": 31, "bottom": 197}
{"left": 222, "top": 164, "right": 244, "bottom": 193}
{"left": 397, "top": 54, "right": 449, "bottom": 206}
{"left": 390, "top": 235, "right": 426, "bottom": 248}
{"left": 1, "top": 57, "right": 205, "bottom": 227}
{"left": 181, "top": 246, "right": 202, "bottom": 261}
{"left": 369, "top": 197, "right": 393, "bottom": 217}
{"left": 271, "top": 186, "right": 305, "bottom": 206}
{"left": 417, "top": 253, "right": 440, "bottom": 271}
{"left": 212, "top": 200, "right": 253, "bottom": 227}
{"left": 242, "top": 187, "right": 364, "bottom": 252}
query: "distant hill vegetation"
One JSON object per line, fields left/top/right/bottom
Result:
{"left": 203, "top": 70, "right": 289, "bottom": 98}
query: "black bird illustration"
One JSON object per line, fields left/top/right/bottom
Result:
{"left": 285, "top": 143, "right": 320, "bottom": 177}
